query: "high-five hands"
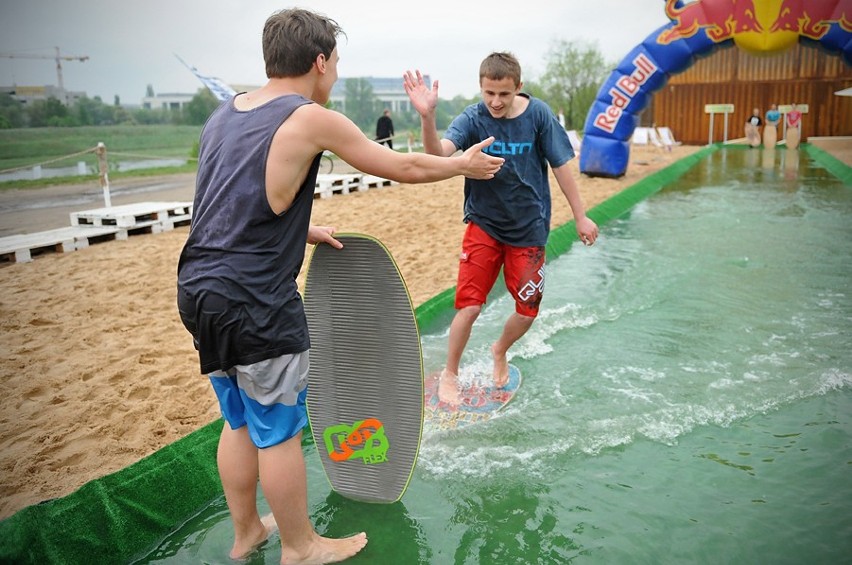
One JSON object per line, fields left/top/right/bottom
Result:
{"left": 403, "top": 70, "right": 438, "bottom": 117}
{"left": 461, "top": 137, "right": 503, "bottom": 179}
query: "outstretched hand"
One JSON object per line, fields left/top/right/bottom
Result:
{"left": 403, "top": 70, "right": 438, "bottom": 116}
{"left": 462, "top": 137, "right": 504, "bottom": 180}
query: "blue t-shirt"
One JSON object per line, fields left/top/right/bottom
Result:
{"left": 444, "top": 94, "right": 574, "bottom": 247}
{"left": 765, "top": 109, "right": 781, "bottom": 125}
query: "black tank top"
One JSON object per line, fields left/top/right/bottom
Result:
{"left": 178, "top": 94, "right": 320, "bottom": 370}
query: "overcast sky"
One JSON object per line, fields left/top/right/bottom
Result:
{"left": 0, "top": 1, "right": 672, "bottom": 105}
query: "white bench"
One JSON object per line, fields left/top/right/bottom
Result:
{"left": 315, "top": 174, "right": 363, "bottom": 198}
{"left": 70, "top": 201, "right": 193, "bottom": 231}
{"left": 0, "top": 226, "right": 127, "bottom": 263}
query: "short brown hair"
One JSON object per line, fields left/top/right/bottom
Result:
{"left": 479, "top": 52, "right": 522, "bottom": 87}
{"left": 262, "top": 8, "right": 344, "bottom": 78}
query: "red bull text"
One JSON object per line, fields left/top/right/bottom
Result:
{"left": 593, "top": 54, "right": 658, "bottom": 134}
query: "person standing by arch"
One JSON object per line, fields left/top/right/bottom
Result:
{"left": 745, "top": 107, "right": 762, "bottom": 147}
{"left": 785, "top": 103, "right": 803, "bottom": 149}
{"left": 763, "top": 104, "right": 780, "bottom": 147}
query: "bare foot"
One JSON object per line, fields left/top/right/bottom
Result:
{"left": 491, "top": 345, "right": 509, "bottom": 388}
{"left": 280, "top": 532, "right": 368, "bottom": 564}
{"left": 438, "top": 369, "right": 462, "bottom": 406}
{"left": 230, "top": 513, "right": 279, "bottom": 559}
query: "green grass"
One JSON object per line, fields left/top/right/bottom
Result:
{"left": 0, "top": 163, "right": 199, "bottom": 191}
{"left": 0, "top": 124, "right": 202, "bottom": 163}
{"left": 0, "top": 124, "right": 202, "bottom": 190}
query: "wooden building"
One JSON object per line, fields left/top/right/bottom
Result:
{"left": 644, "top": 43, "right": 852, "bottom": 145}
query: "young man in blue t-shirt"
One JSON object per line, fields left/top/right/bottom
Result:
{"left": 404, "top": 52, "right": 599, "bottom": 405}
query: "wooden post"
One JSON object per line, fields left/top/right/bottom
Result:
{"left": 95, "top": 142, "right": 111, "bottom": 207}
{"left": 704, "top": 104, "right": 735, "bottom": 144}
{"left": 708, "top": 113, "right": 714, "bottom": 146}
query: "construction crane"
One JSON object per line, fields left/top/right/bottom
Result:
{"left": 0, "top": 46, "right": 89, "bottom": 104}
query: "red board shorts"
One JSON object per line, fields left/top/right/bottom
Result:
{"left": 455, "top": 222, "right": 545, "bottom": 317}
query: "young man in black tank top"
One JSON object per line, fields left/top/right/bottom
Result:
{"left": 177, "top": 8, "right": 503, "bottom": 564}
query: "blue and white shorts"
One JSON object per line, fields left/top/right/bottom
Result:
{"left": 208, "top": 351, "right": 309, "bottom": 448}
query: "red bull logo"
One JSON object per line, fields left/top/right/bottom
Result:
{"left": 770, "top": 0, "right": 852, "bottom": 39}
{"left": 657, "top": 0, "right": 851, "bottom": 54}
{"left": 657, "top": 0, "right": 762, "bottom": 44}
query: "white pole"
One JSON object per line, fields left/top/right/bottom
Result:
{"left": 96, "top": 142, "right": 111, "bottom": 207}
{"left": 709, "top": 114, "right": 715, "bottom": 145}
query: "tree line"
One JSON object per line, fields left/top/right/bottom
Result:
{"left": 340, "top": 40, "right": 610, "bottom": 136}
{"left": 0, "top": 87, "right": 221, "bottom": 129}
{"left": 0, "top": 41, "right": 611, "bottom": 134}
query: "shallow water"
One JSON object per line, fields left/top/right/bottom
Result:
{"left": 137, "top": 148, "right": 851, "bottom": 564}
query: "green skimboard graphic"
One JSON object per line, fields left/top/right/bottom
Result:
{"left": 304, "top": 234, "right": 423, "bottom": 503}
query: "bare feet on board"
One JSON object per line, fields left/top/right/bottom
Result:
{"left": 491, "top": 344, "right": 510, "bottom": 389}
{"left": 438, "top": 368, "right": 462, "bottom": 406}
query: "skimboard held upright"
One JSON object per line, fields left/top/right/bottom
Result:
{"left": 745, "top": 122, "right": 761, "bottom": 148}
{"left": 785, "top": 126, "right": 801, "bottom": 149}
{"left": 762, "top": 123, "right": 778, "bottom": 148}
{"left": 303, "top": 234, "right": 423, "bottom": 503}
{"left": 425, "top": 364, "right": 522, "bottom": 431}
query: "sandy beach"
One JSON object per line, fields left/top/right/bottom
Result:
{"left": 0, "top": 140, "right": 845, "bottom": 520}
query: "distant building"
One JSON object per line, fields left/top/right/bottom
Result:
{"left": 141, "top": 92, "right": 195, "bottom": 111}
{"left": 136, "top": 75, "right": 423, "bottom": 114}
{"left": 329, "top": 76, "right": 427, "bottom": 113}
{"left": 0, "top": 84, "right": 86, "bottom": 105}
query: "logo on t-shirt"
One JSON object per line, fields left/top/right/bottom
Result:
{"left": 483, "top": 140, "right": 533, "bottom": 156}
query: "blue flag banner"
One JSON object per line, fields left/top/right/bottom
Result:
{"left": 174, "top": 54, "right": 236, "bottom": 102}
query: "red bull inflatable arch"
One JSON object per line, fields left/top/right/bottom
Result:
{"left": 580, "top": 0, "right": 852, "bottom": 177}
